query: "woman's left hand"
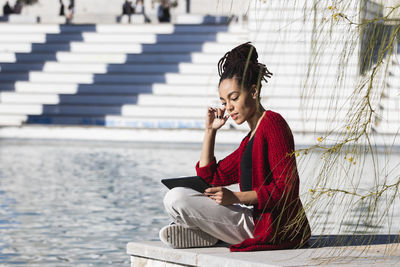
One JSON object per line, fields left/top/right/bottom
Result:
{"left": 204, "top": 187, "right": 239, "bottom": 205}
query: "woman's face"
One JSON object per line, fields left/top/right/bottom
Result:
{"left": 218, "top": 78, "right": 258, "bottom": 125}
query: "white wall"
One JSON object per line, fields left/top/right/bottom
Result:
{"left": 189, "top": 0, "right": 251, "bottom": 16}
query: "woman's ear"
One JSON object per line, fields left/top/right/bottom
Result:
{"left": 251, "top": 84, "right": 259, "bottom": 99}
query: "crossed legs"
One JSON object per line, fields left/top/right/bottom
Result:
{"left": 163, "top": 187, "right": 254, "bottom": 245}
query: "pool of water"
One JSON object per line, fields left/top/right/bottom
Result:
{"left": 0, "top": 139, "right": 399, "bottom": 266}
{"left": 0, "top": 140, "right": 240, "bottom": 266}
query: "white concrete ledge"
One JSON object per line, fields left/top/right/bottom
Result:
{"left": 127, "top": 239, "right": 400, "bottom": 267}
{"left": 0, "top": 126, "right": 399, "bottom": 147}
{"left": 0, "top": 126, "right": 245, "bottom": 144}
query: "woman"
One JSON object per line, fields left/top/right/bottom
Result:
{"left": 160, "top": 42, "right": 311, "bottom": 252}
{"left": 135, "top": 0, "right": 151, "bottom": 23}
{"left": 157, "top": 0, "right": 170, "bottom": 23}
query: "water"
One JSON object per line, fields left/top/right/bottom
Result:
{"left": 0, "top": 140, "right": 228, "bottom": 266}
{"left": 0, "top": 140, "right": 399, "bottom": 266}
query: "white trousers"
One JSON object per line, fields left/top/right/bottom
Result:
{"left": 163, "top": 187, "right": 254, "bottom": 245}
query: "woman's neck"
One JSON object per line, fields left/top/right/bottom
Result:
{"left": 247, "top": 106, "right": 265, "bottom": 135}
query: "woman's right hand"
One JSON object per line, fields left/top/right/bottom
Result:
{"left": 205, "top": 107, "right": 230, "bottom": 130}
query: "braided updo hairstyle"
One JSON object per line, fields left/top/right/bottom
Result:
{"left": 217, "top": 42, "right": 272, "bottom": 101}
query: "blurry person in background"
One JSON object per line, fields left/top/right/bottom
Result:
{"left": 13, "top": 0, "right": 22, "bottom": 14}
{"left": 66, "top": 0, "right": 74, "bottom": 23}
{"left": 157, "top": 0, "right": 170, "bottom": 23}
{"left": 3, "top": 1, "right": 13, "bottom": 15}
{"left": 122, "top": 0, "right": 134, "bottom": 23}
{"left": 59, "top": 0, "right": 65, "bottom": 16}
{"left": 135, "top": 0, "right": 151, "bottom": 23}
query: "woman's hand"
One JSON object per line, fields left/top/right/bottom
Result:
{"left": 205, "top": 107, "right": 230, "bottom": 131}
{"left": 199, "top": 107, "right": 228, "bottom": 167}
{"left": 204, "top": 186, "right": 239, "bottom": 205}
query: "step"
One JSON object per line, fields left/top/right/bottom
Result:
{"left": 0, "top": 83, "right": 15, "bottom": 91}
{"left": 248, "top": 26, "right": 356, "bottom": 36}
{"left": 0, "top": 63, "right": 359, "bottom": 79}
{"left": 0, "top": 103, "right": 44, "bottom": 115}
{"left": 0, "top": 72, "right": 218, "bottom": 84}
{"left": 104, "top": 116, "right": 354, "bottom": 134}
{"left": 0, "top": 52, "right": 221, "bottom": 64}
{"left": 21, "top": 114, "right": 351, "bottom": 134}
{"left": 0, "top": 32, "right": 247, "bottom": 44}
{"left": 381, "top": 88, "right": 400, "bottom": 98}
{"left": 388, "top": 66, "right": 400, "bottom": 77}
{"left": 0, "top": 115, "right": 26, "bottom": 126}
{"left": 0, "top": 37, "right": 355, "bottom": 53}
{"left": 248, "top": 0, "right": 359, "bottom": 9}
{"left": 0, "top": 92, "right": 139, "bottom": 105}
{"left": 385, "top": 81, "right": 400, "bottom": 92}
{"left": 374, "top": 121, "right": 400, "bottom": 134}
{"left": 248, "top": 20, "right": 358, "bottom": 32}
{"left": 0, "top": 103, "right": 350, "bottom": 120}
{"left": 119, "top": 105, "right": 350, "bottom": 120}
{"left": 0, "top": 44, "right": 360, "bottom": 60}
{"left": 387, "top": 77, "right": 400, "bottom": 86}
{"left": 0, "top": 103, "right": 120, "bottom": 116}
{"left": 0, "top": 14, "right": 38, "bottom": 24}
{"left": 236, "top": 41, "right": 359, "bottom": 54}
{"left": 95, "top": 24, "right": 247, "bottom": 34}
{"left": 25, "top": 115, "right": 206, "bottom": 129}
{"left": 0, "top": 24, "right": 247, "bottom": 34}
{"left": 0, "top": 62, "right": 217, "bottom": 74}
{"left": 3, "top": 82, "right": 356, "bottom": 98}
{"left": 0, "top": 62, "right": 360, "bottom": 76}
{"left": 0, "top": 24, "right": 78, "bottom": 33}
{"left": 175, "top": 14, "right": 230, "bottom": 24}
{"left": 0, "top": 51, "right": 359, "bottom": 66}
{"left": 376, "top": 110, "right": 400, "bottom": 121}
{"left": 0, "top": 42, "right": 241, "bottom": 54}
{"left": 252, "top": 33, "right": 359, "bottom": 43}
{"left": 247, "top": 6, "right": 358, "bottom": 17}
{"left": 379, "top": 98, "right": 400, "bottom": 110}
{"left": 0, "top": 92, "right": 356, "bottom": 110}
{"left": 247, "top": 15, "right": 360, "bottom": 26}
{"left": 0, "top": 71, "right": 362, "bottom": 86}
{"left": 6, "top": 82, "right": 215, "bottom": 95}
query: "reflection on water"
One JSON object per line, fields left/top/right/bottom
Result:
{"left": 0, "top": 140, "right": 399, "bottom": 265}
{"left": 0, "top": 140, "right": 231, "bottom": 266}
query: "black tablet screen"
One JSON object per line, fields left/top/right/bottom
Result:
{"left": 161, "top": 176, "right": 211, "bottom": 193}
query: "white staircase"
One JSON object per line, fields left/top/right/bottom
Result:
{"left": 0, "top": 4, "right": 398, "bottom": 145}
{"left": 0, "top": 23, "right": 248, "bottom": 133}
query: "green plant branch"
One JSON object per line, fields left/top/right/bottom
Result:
{"left": 309, "top": 176, "right": 400, "bottom": 201}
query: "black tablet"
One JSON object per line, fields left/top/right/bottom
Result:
{"left": 161, "top": 176, "right": 211, "bottom": 193}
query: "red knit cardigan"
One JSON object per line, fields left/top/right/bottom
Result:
{"left": 196, "top": 110, "right": 311, "bottom": 252}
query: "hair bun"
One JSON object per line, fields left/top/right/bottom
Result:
{"left": 218, "top": 41, "right": 272, "bottom": 91}
{"left": 226, "top": 42, "right": 258, "bottom": 64}
{"left": 218, "top": 42, "right": 261, "bottom": 78}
